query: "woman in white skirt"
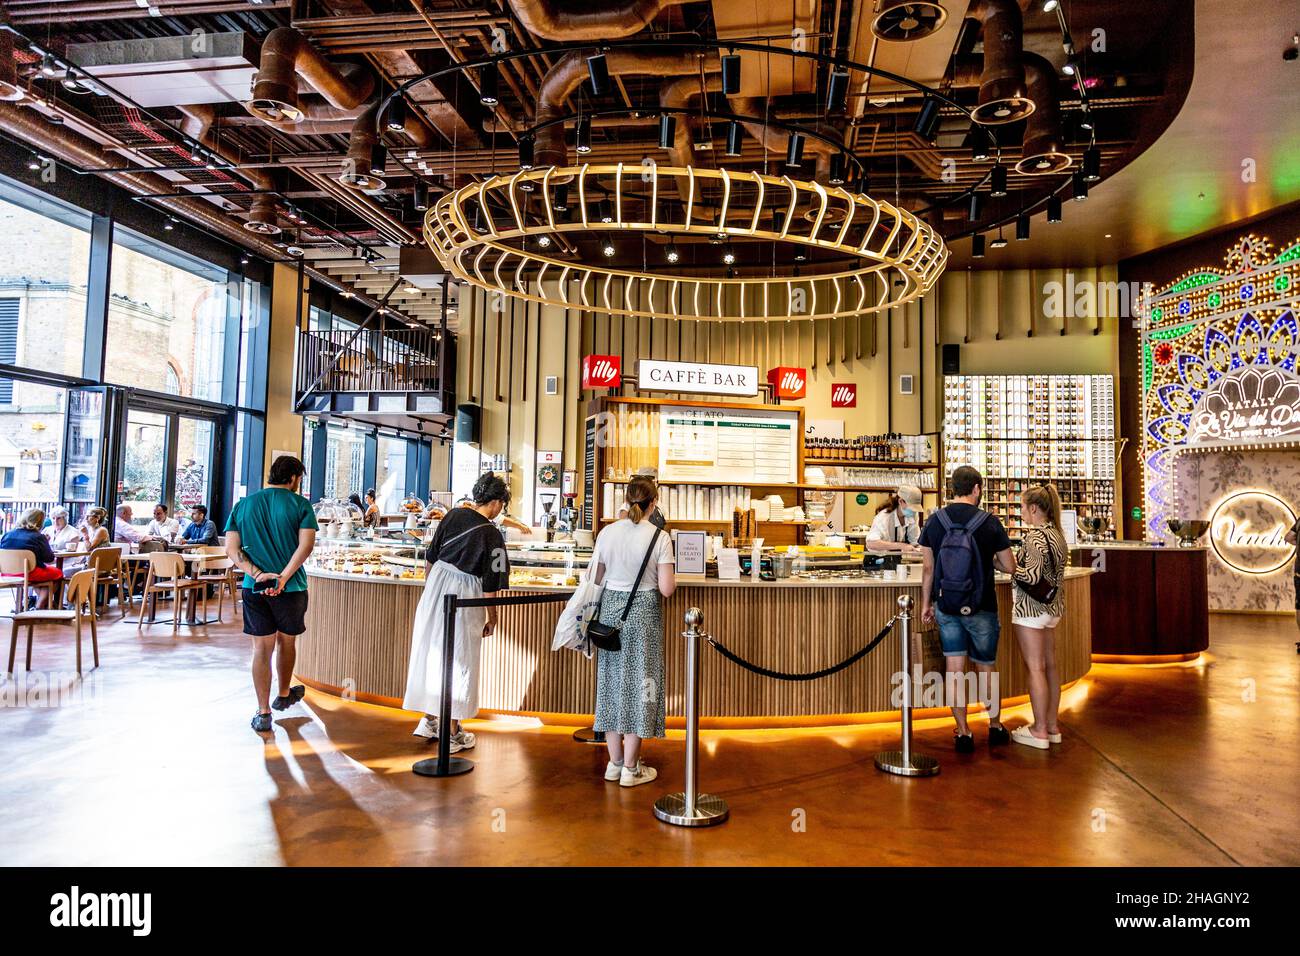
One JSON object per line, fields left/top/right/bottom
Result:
{"left": 403, "top": 473, "right": 511, "bottom": 752}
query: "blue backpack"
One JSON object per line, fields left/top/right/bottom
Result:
{"left": 933, "top": 508, "right": 990, "bottom": 616}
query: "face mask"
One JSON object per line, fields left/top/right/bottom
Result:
{"left": 901, "top": 507, "right": 915, "bottom": 520}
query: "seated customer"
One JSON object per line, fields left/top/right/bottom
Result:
{"left": 43, "top": 506, "right": 82, "bottom": 552}
{"left": 180, "top": 505, "right": 218, "bottom": 546}
{"left": 0, "top": 507, "right": 64, "bottom": 608}
{"left": 146, "top": 503, "right": 183, "bottom": 542}
{"left": 114, "top": 504, "right": 143, "bottom": 545}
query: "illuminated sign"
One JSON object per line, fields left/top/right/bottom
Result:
{"left": 1188, "top": 366, "right": 1300, "bottom": 445}
{"left": 637, "top": 359, "right": 758, "bottom": 397}
{"left": 767, "top": 366, "right": 807, "bottom": 400}
{"left": 582, "top": 354, "right": 621, "bottom": 389}
{"left": 1208, "top": 490, "right": 1297, "bottom": 576}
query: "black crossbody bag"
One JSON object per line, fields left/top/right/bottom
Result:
{"left": 586, "top": 527, "right": 662, "bottom": 652}
{"left": 1015, "top": 530, "right": 1060, "bottom": 605}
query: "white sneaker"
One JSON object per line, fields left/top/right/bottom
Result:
{"left": 604, "top": 760, "right": 624, "bottom": 781}
{"left": 619, "top": 761, "right": 658, "bottom": 788}
{"left": 1011, "top": 725, "right": 1051, "bottom": 750}
{"left": 412, "top": 715, "right": 439, "bottom": 739}
{"left": 448, "top": 730, "right": 476, "bottom": 753}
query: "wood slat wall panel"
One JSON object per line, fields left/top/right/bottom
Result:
{"left": 299, "top": 573, "right": 1092, "bottom": 724}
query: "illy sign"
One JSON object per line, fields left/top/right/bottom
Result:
{"left": 831, "top": 383, "right": 857, "bottom": 408}
{"left": 767, "top": 366, "right": 807, "bottom": 400}
{"left": 637, "top": 359, "right": 758, "bottom": 397}
{"left": 582, "top": 354, "right": 621, "bottom": 389}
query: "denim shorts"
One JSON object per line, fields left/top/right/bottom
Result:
{"left": 934, "top": 608, "right": 1000, "bottom": 665}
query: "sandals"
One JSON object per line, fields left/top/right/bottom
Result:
{"left": 1011, "top": 725, "right": 1051, "bottom": 750}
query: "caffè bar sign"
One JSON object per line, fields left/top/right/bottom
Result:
{"left": 637, "top": 359, "right": 759, "bottom": 397}
{"left": 1188, "top": 366, "right": 1300, "bottom": 446}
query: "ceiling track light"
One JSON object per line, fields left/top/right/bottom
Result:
{"left": 1078, "top": 111, "right": 1094, "bottom": 132}
{"left": 665, "top": 243, "right": 680, "bottom": 264}
{"left": 586, "top": 52, "right": 609, "bottom": 96}
{"left": 1082, "top": 145, "right": 1101, "bottom": 182}
{"left": 412, "top": 181, "right": 429, "bottom": 212}
{"left": 913, "top": 96, "right": 941, "bottom": 141}
{"left": 575, "top": 115, "right": 592, "bottom": 154}
{"left": 1047, "top": 194, "right": 1063, "bottom": 222}
{"left": 720, "top": 52, "right": 742, "bottom": 96}
{"left": 828, "top": 153, "right": 846, "bottom": 186}
{"left": 725, "top": 119, "right": 742, "bottom": 157}
{"left": 552, "top": 183, "right": 569, "bottom": 212}
{"left": 369, "top": 143, "right": 388, "bottom": 177}
{"left": 1042, "top": 0, "right": 1060, "bottom": 12}
{"left": 826, "top": 68, "right": 849, "bottom": 114}
{"left": 164, "top": 217, "right": 177, "bottom": 231}
{"left": 722, "top": 244, "right": 736, "bottom": 266}
{"left": 965, "top": 127, "right": 991, "bottom": 162}
{"left": 386, "top": 95, "right": 407, "bottom": 132}
{"left": 990, "top": 230, "right": 1008, "bottom": 249}
{"left": 1071, "top": 168, "right": 1089, "bottom": 201}
{"left": 1016, "top": 213, "right": 1030, "bottom": 240}
{"left": 1062, "top": 56, "right": 1079, "bottom": 77}
{"left": 40, "top": 53, "right": 58, "bottom": 77}
{"left": 785, "top": 131, "right": 805, "bottom": 168}
{"left": 597, "top": 197, "right": 613, "bottom": 223}
{"left": 601, "top": 240, "right": 616, "bottom": 257}
{"left": 854, "top": 174, "right": 871, "bottom": 195}
{"left": 518, "top": 135, "right": 535, "bottom": 170}
{"left": 658, "top": 114, "right": 676, "bottom": 149}
{"left": 989, "top": 164, "right": 1008, "bottom": 197}
{"left": 968, "top": 191, "right": 984, "bottom": 222}
{"left": 971, "top": 233, "right": 985, "bottom": 258}
{"left": 479, "top": 63, "right": 499, "bottom": 106}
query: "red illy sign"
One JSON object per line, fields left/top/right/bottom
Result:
{"left": 767, "top": 366, "right": 807, "bottom": 399}
{"left": 582, "top": 354, "right": 621, "bottom": 389}
{"left": 831, "top": 383, "right": 857, "bottom": 408}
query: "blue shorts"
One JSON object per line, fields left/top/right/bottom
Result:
{"left": 935, "top": 608, "right": 1000, "bottom": 665}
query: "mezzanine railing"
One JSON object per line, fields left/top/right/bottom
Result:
{"left": 295, "top": 327, "right": 444, "bottom": 398}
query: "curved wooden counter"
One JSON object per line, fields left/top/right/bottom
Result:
{"left": 297, "top": 568, "right": 1093, "bottom": 727}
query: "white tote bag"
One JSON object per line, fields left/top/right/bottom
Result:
{"left": 551, "top": 562, "right": 600, "bottom": 657}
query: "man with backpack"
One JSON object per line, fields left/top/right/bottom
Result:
{"left": 919, "top": 465, "right": 1017, "bottom": 753}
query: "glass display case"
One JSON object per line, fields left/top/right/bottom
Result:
{"left": 309, "top": 535, "right": 426, "bottom": 580}
{"left": 505, "top": 541, "right": 592, "bottom": 589}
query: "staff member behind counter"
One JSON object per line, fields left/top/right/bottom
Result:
{"left": 865, "top": 484, "right": 924, "bottom": 554}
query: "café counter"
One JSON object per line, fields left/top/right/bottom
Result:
{"left": 296, "top": 567, "right": 1095, "bottom": 727}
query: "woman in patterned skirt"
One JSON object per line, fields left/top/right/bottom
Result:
{"left": 1010, "top": 483, "right": 1070, "bottom": 750}
{"left": 591, "top": 476, "right": 676, "bottom": 787}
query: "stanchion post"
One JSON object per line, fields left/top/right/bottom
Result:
{"left": 653, "top": 607, "right": 729, "bottom": 827}
{"left": 413, "top": 593, "right": 474, "bottom": 777}
{"left": 874, "top": 594, "right": 940, "bottom": 777}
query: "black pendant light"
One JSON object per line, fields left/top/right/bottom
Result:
{"left": 826, "top": 68, "right": 849, "bottom": 114}
{"left": 785, "top": 131, "right": 805, "bottom": 168}
{"left": 1015, "top": 213, "right": 1030, "bottom": 240}
{"left": 479, "top": 63, "right": 499, "bottom": 106}
{"left": 990, "top": 164, "right": 1008, "bottom": 197}
{"left": 971, "top": 233, "right": 986, "bottom": 258}
{"left": 913, "top": 96, "right": 941, "bottom": 141}
{"left": 725, "top": 120, "right": 743, "bottom": 157}
{"left": 575, "top": 115, "right": 592, "bottom": 154}
{"left": 1071, "top": 168, "right": 1089, "bottom": 201}
{"left": 658, "top": 114, "right": 677, "bottom": 149}
{"left": 1047, "top": 194, "right": 1063, "bottom": 222}
{"left": 413, "top": 181, "right": 429, "bottom": 212}
{"left": 968, "top": 191, "right": 984, "bottom": 222}
{"left": 828, "top": 153, "right": 846, "bottom": 186}
{"left": 1082, "top": 145, "right": 1101, "bottom": 183}
{"left": 386, "top": 96, "right": 407, "bottom": 132}
{"left": 720, "top": 53, "right": 742, "bottom": 95}
{"left": 990, "top": 229, "right": 1008, "bottom": 249}
{"left": 369, "top": 143, "right": 388, "bottom": 177}
{"left": 518, "top": 135, "right": 534, "bottom": 170}
{"left": 586, "top": 53, "right": 609, "bottom": 96}
{"left": 855, "top": 173, "right": 871, "bottom": 195}
{"left": 965, "top": 127, "right": 991, "bottom": 163}
{"left": 552, "top": 184, "right": 569, "bottom": 212}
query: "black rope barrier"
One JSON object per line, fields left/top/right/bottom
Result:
{"left": 705, "top": 615, "right": 898, "bottom": 682}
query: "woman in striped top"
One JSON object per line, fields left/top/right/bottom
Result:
{"left": 1010, "top": 483, "right": 1069, "bottom": 750}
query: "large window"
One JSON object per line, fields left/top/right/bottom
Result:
{"left": 375, "top": 434, "right": 408, "bottom": 512}
{"left": 0, "top": 379, "right": 67, "bottom": 529}
{"left": 106, "top": 229, "right": 227, "bottom": 402}
{"left": 322, "top": 423, "right": 365, "bottom": 501}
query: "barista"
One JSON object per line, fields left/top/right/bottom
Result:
{"left": 865, "top": 484, "right": 923, "bottom": 554}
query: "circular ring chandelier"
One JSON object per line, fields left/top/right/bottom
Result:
{"left": 424, "top": 162, "right": 948, "bottom": 321}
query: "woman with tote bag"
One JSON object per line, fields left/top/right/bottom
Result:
{"left": 403, "top": 473, "right": 511, "bottom": 752}
{"left": 589, "top": 476, "right": 676, "bottom": 787}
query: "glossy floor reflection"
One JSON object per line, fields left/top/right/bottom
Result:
{"left": 1, "top": 610, "right": 1296, "bottom": 866}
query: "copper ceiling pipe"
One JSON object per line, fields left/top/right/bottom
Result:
{"left": 534, "top": 49, "right": 703, "bottom": 169}
{"left": 1015, "top": 52, "right": 1071, "bottom": 174}
{"left": 659, "top": 74, "right": 720, "bottom": 168}
{"left": 506, "top": 0, "right": 692, "bottom": 41}
{"left": 967, "top": 0, "right": 1034, "bottom": 125}
{"left": 246, "top": 27, "right": 376, "bottom": 125}
{"left": 0, "top": 31, "right": 24, "bottom": 102}
{"left": 727, "top": 95, "right": 834, "bottom": 179}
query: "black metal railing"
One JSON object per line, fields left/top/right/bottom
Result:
{"left": 295, "top": 327, "right": 443, "bottom": 397}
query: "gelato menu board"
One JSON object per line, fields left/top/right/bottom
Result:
{"left": 658, "top": 405, "right": 798, "bottom": 485}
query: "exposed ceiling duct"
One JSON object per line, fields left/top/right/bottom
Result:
{"left": 506, "top": 0, "right": 693, "bottom": 42}
{"left": 245, "top": 26, "right": 375, "bottom": 125}
{"left": 870, "top": 1, "right": 950, "bottom": 43}
{"left": 1015, "top": 52, "right": 1072, "bottom": 175}
{"left": 967, "top": 0, "right": 1034, "bottom": 125}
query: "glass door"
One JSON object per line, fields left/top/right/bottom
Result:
{"left": 175, "top": 416, "right": 214, "bottom": 512}
{"left": 115, "top": 403, "right": 221, "bottom": 536}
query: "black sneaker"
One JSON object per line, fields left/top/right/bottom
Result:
{"left": 954, "top": 733, "right": 975, "bottom": 754}
{"left": 272, "top": 685, "right": 307, "bottom": 711}
{"left": 251, "top": 711, "right": 273, "bottom": 733}
{"left": 988, "top": 724, "right": 1011, "bottom": 746}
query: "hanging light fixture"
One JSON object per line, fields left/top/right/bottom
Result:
{"left": 369, "top": 143, "right": 388, "bottom": 177}
{"left": 913, "top": 96, "right": 941, "bottom": 141}
{"left": 971, "top": 233, "right": 985, "bottom": 258}
{"left": 552, "top": 183, "right": 569, "bottom": 212}
{"left": 990, "top": 228, "right": 1008, "bottom": 249}
{"left": 965, "top": 127, "right": 991, "bottom": 162}
{"left": 40, "top": 53, "right": 58, "bottom": 77}
{"left": 1047, "top": 194, "right": 1063, "bottom": 222}
{"left": 785, "top": 132, "right": 805, "bottom": 168}
{"left": 601, "top": 240, "right": 616, "bottom": 257}
{"left": 969, "top": 191, "right": 984, "bottom": 222}
{"left": 518, "top": 135, "right": 534, "bottom": 170}
{"left": 665, "top": 243, "right": 680, "bottom": 264}
{"left": 575, "top": 115, "right": 592, "bottom": 154}
{"left": 720, "top": 52, "right": 741, "bottom": 95}
{"left": 386, "top": 96, "right": 407, "bottom": 132}
{"left": 828, "top": 154, "right": 846, "bottom": 186}
{"left": 1082, "top": 145, "right": 1101, "bottom": 182}
{"left": 990, "top": 164, "right": 1008, "bottom": 197}
{"left": 725, "top": 120, "right": 743, "bottom": 157}
{"left": 479, "top": 63, "right": 499, "bottom": 106}
{"left": 826, "top": 68, "right": 849, "bottom": 114}
{"left": 658, "top": 114, "right": 676, "bottom": 149}
{"left": 597, "top": 198, "right": 613, "bottom": 223}
{"left": 722, "top": 244, "right": 736, "bottom": 265}
{"left": 413, "top": 181, "right": 430, "bottom": 212}
{"left": 1016, "top": 213, "right": 1030, "bottom": 240}
{"left": 586, "top": 53, "right": 609, "bottom": 96}
{"left": 1071, "top": 168, "right": 1089, "bottom": 201}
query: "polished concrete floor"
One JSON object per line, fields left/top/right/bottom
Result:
{"left": 1, "top": 605, "right": 1296, "bottom": 866}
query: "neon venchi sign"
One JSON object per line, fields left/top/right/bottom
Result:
{"left": 1208, "top": 490, "right": 1297, "bottom": 575}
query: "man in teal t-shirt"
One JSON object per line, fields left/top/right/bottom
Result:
{"left": 225, "top": 455, "right": 318, "bottom": 734}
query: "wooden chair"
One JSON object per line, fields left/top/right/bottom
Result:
{"left": 136, "top": 552, "right": 204, "bottom": 634}
{"left": 0, "top": 549, "right": 61, "bottom": 614}
{"left": 7, "top": 568, "right": 98, "bottom": 675}
{"left": 194, "top": 553, "right": 238, "bottom": 623}
{"left": 88, "top": 546, "right": 129, "bottom": 618}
